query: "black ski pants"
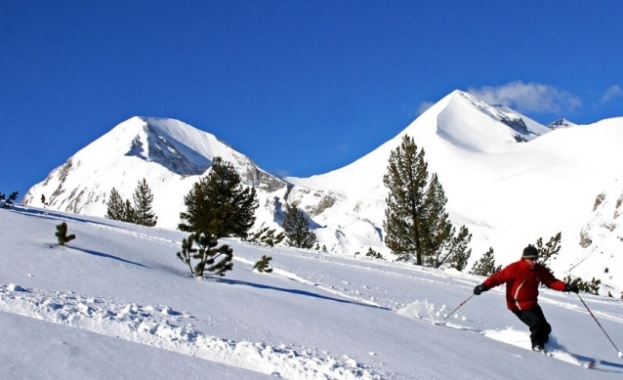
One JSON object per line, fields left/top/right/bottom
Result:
{"left": 512, "top": 304, "right": 552, "bottom": 348}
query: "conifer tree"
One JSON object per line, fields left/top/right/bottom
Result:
{"left": 0, "top": 191, "right": 18, "bottom": 207}
{"left": 106, "top": 187, "right": 125, "bottom": 220}
{"left": 282, "top": 203, "right": 316, "bottom": 248}
{"left": 470, "top": 247, "right": 501, "bottom": 276}
{"left": 383, "top": 135, "right": 429, "bottom": 264}
{"left": 444, "top": 225, "right": 473, "bottom": 271}
{"left": 55, "top": 222, "right": 76, "bottom": 246}
{"left": 133, "top": 178, "right": 158, "bottom": 226}
{"left": 365, "top": 247, "right": 384, "bottom": 260}
{"left": 122, "top": 199, "right": 136, "bottom": 223}
{"left": 179, "top": 157, "right": 258, "bottom": 238}
{"left": 248, "top": 227, "right": 285, "bottom": 247}
{"left": 422, "top": 173, "right": 454, "bottom": 266}
{"left": 8, "top": 191, "right": 18, "bottom": 204}
{"left": 535, "top": 232, "right": 561, "bottom": 271}
{"left": 253, "top": 255, "right": 273, "bottom": 273}
{"left": 176, "top": 232, "right": 233, "bottom": 277}
{"left": 177, "top": 156, "right": 258, "bottom": 277}
{"left": 383, "top": 135, "right": 471, "bottom": 267}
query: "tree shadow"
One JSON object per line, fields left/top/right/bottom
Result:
{"left": 215, "top": 278, "right": 390, "bottom": 310}
{"left": 70, "top": 246, "right": 150, "bottom": 268}
{"left": 11, "top": 205, "right": 118, "bottom": 228}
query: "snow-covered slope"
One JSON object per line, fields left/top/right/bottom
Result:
{"left": 22, "top": 91, "right": 623, "bottom": 295}
{"left": 1, "top": 206, "right": 622, "bottom": 379}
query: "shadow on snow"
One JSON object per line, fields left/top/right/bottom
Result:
{"left": 216, "top": 278, "right": 390, "bottom": 310}
{"left": 70, "top": 246, "right": 150, "bottom": 268}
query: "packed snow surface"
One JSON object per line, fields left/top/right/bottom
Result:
{"left": 1, "top": 205, "right": 622, "bottom": 379}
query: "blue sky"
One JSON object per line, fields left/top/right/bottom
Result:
{"left": 2, "top": 1, "right": 622, "bottom": 198}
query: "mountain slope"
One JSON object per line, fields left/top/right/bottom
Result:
{"left": 2, "top": 206, "right": 622, "bottom": 379}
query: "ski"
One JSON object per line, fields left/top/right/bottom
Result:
{"left": 539, "top": 348, "right": 596, "bottom": 369}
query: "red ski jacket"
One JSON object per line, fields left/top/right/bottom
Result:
{"left": 482, "top": 259, "right": 566, "bottom": 311}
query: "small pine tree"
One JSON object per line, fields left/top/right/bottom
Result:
{"left": 176, "top": 232, "right": 233, "bottom": 277}
{"left": 365, "top": 247, "right": 384, "bottom": 260}
{"left": 470, "top": 247, "right": 501, "bottom": 277}
{"left": 0, "top": 191, "right": 18, "bottom": 208}
{"left": 55, "top": 222, "right": 76, "bottom": 246}
{"left": 248, "top": 227, "right": 285, "bottom": 247}
{"left": 428, "top": 224, "right": 472, "bottom": 270}
{"left": 253, "top": 255, "right": 273, "bottom": 273}
{"left": 133, "top": 178, "right": 158, "bottom": 226}
{"left": 282, "top": 203, "right": 316, "bottom": 248}
{"left": 106, "top": 188, "right": 125, "bottom": 220}
{"left": 422, "top": 174, "right": 454, "bottom": 265}
{"left": 563, "top": 276, "right": 602, "bottom": 295}
{"left": 535, "top": 232, "right": 562, "bottom": 270}
{"left": 447, "top": 225, "right": 472, "bottom": 271}
{"left": 8, "top": 191, "right": 18, "bottom": 203}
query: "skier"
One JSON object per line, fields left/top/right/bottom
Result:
{"left": 473, "top": 244, "right": 579, "bottom": 352}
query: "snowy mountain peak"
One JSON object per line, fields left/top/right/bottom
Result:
{"left": 125, "top": 118, "right": 212, "bottom": 176}
{"left": 23, "top": 116, "right": 289, "bottom": 224}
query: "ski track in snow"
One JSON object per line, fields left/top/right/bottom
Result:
{"left": 0, "top": 284, "right": 387, "bottom": 380}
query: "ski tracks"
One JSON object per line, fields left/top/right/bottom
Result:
{"left": 0, "top": 284, "right": 386, "bottom": 380}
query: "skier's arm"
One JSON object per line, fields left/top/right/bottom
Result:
{"left": 536, "top": 266, "right": 567, "bottom": 291}
{"left": 474, "top": 266, "right": 509, "bottom": 295}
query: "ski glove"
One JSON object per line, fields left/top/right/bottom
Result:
{"left": 473, "top": 284, "right": 487, "bottom": 295}
{"left": 565, "top": 282, "right": 579, "bottom": 293}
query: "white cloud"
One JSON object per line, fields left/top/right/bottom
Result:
{"left": 602, "top": 85, "right": 622, "bottom": 102}
{"left": 417, "top": 101, "right": 435, "bottom": 115}
{"left": 467, "top": 81, "right": 581, "bottom": 114}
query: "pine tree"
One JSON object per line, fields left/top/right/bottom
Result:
{"left": 470, "top": 247, "right": 501, "bottom": 276}
{"left": 383, "top": 135, "right": 430, "bottom": 264}
{"left": 282, "top": 203, "right": 316, "bottom": 248}
{"left": 383, "top": 135, "right": 471, "bottom": 268}
{"left": 177, "top": 156, "right": 258, "bottom": 277}
{"left": 445, "top": 225, "right": 472, "bottom": 271}
{"left": 0, "top": 191, "right": 18, "bottom": 207}
{"left": 248, "top": 227, "right": 285, "bottom": 247}
{"left": 133, "top": 178, "right": 158, "bottom": 226}
{"left": 179, "top": 157, "right": 258, "bottom": 238}
{"left": 122, "top": 199, "right": 136, "bottom": 223}
{"left": 176, "top": 232, "right": 233, "bottom": 277}
{"left": 535, "top": 232, "right": 561, "bottom": 270}
{"left": 253, "top": 255, "right": 273, "bottom": 273}
{"left": 55, "top": 222, "right": 76, "bottom": 246}
{"left": 365, "top": 247, "right": 384, "bottom": 260}
{"left": 106, "top": 187, "right": 125, "bottom": 220}
{"left": 423, "top": 173, "right": 456, "bottom": 267}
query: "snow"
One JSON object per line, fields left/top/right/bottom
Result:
{"left": 1, "top": 205, "right": 622, "bottom": 379}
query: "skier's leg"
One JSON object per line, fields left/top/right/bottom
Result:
{"left": 532, "top": 305, "right": 551, "bottom": 346}
{"left": 512, "top": 309, "right": 542, "bottom": 349}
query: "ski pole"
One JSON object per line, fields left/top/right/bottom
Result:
{"left": 442, "top": 294, "right": 474, "bottom": 322}
{"left": 576, "top": 293, "right": 623, "bottom": 359}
